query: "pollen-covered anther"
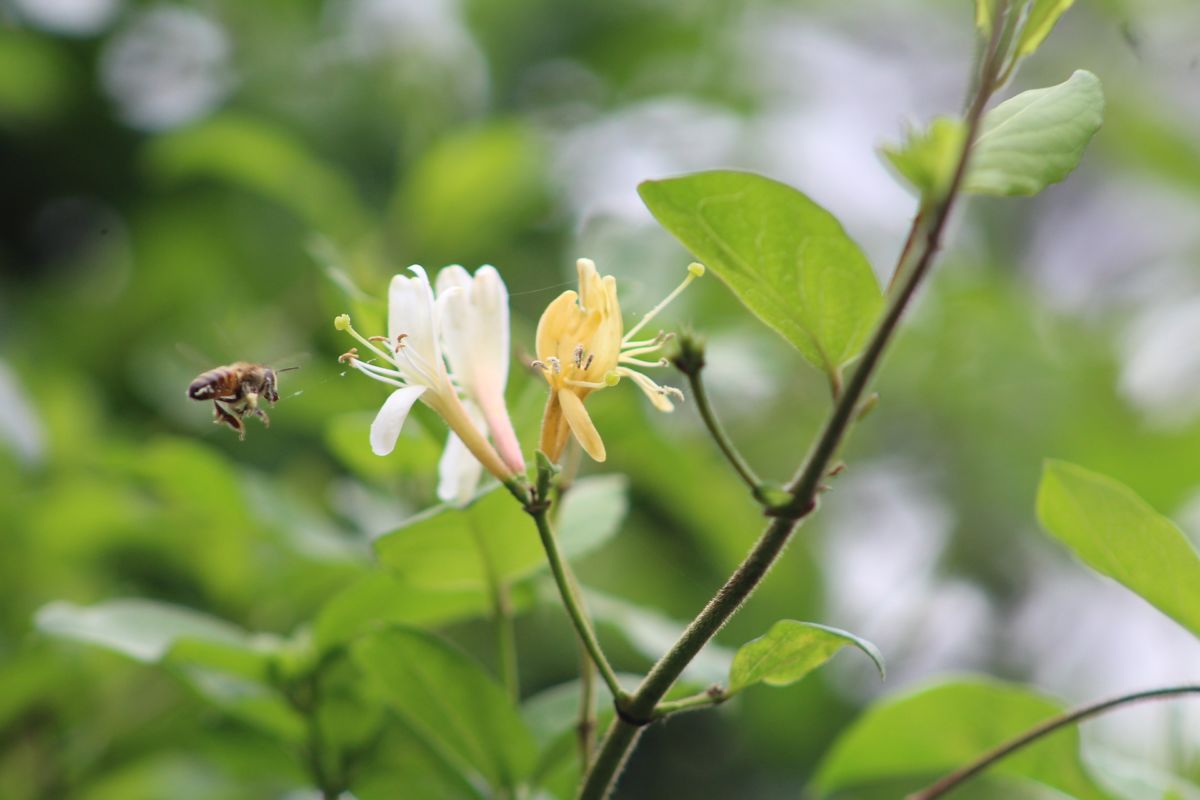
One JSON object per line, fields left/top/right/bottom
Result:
{"left": 584, "top": 353, "right": 594, "bottom": 370}
{"left": 531, "top": 360, "right": 547, "bottom": 371}
{"left": 547, "top": 356, "right": 562, "bottom": 374}
{"left": 338, "top": 347, "right": 360, "bottom": 363}
{"left": 394, "top": 333, "right": 409, "bottom": 352}
{"left": 368, "top": 336, "right": 388, "bottom": 343}
{"left": 573, "top": 344, "right": 585, "bottom": 368}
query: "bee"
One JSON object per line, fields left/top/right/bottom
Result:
{"left": 187, "top": 362, "right": 296, "bottom": 440}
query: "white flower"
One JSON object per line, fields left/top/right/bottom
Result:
{"left": 335, "top": 265, "right": 520, "bottom": 502}
{"left": 435, "top": 265, "right": 526, "bottom": 475}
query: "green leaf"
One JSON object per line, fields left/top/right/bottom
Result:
{"left": 639, "top": 170, "right": 882, "bottom": 378}
{"left": 144, "top": 113, "right": 373, "bottom": 243}
{"left": 882, "top": 116, "right": 967, "bottom": 200}
{"left": 727, "top": 620, "right": 884, "bottom": 694}
{"left": 352, "top": 627, "right": 537, "bottom": 792}
{"left": 1036, "top": 460, "right": 1200, "bottom": 640}
{"left": 375, "top": 476, "right": 627, "bottom": 590}
{"left": 1015, "top": 1, "right": 1076, "bottom": 61}
{"left": 314, "top": 571, "right": 534, "bottom": 652}
{"left": 813, "top": 678, "right": 1111, "bottom": 799}
{"left": 966, "top": 70, "right": 1104, "bottom": 196}
{"left": 36, "top": 599, "right": 253, "bottom": 664}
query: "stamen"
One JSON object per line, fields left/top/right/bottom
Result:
{"left": 565, "top": 378, "right": 611, "bottom": 390}
{"left": 338, "top": 347, "right": 359, "bottom": 363}
{"left": 619, "top": 355, "right": 670, "bottom": 369}
{"left": 334, "top": 315, "right": 400, "bottom": 368}
{"left": 573, "top": 344, "right": 585, "bottom": 368}
{"left": 622, "top": 330, "right": 673, "bottom": 349}
{"left": 531, "top": 360, "right": 547, "bottom": 371}
{"left": 621, "top": 342, "right": 671, "bottom": 359}
{"left": 368, "top": 336, "right": 388, "bottom": 343}
{"left": 395, "top": 333, "right": 408, "bottom": 352}
{"left": 347, "top": 359, "right": 407, "bottom": 388}
{"left": 584, "top": 354, "right": 594, "bottom": 370}
{"left": 547, "top": 356, "right": 562, "bottom": 374}
{"left": 622, "top": 263, "right": 704, "bottom": 344}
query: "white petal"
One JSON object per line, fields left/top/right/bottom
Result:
{"left": 470, "top": 265, "right": 510, "bottom": 389}
{"left": 436, "top": 282, "right": 473, "bottom": 387}
{"left": 369, "top": 385, "right": 427, "bottom": 456}
{"left": 436, "top": 402, "right": 485, "bottom": 505}
{"left": 388, "top": 266, "right": 443, "bottom": 383}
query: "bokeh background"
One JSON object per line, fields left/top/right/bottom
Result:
{"left": 3, "top": 0, "right": 1200, "bottom": 797}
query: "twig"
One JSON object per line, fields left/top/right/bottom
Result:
{"left": 908, "top": 685, "right": 1200, "bottom": 800}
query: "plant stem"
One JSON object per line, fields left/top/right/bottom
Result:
{"left": 653, "top": 689, "right": 726, "bottom": 719}
{"left": 577, "top": 643, "right": 597, "bottom": 766}
{"left": 470, "top": 519, "right": 520, "bottom": 702}
{"left": 908, "top": 685, "right": 1200, "bottom": 800}
{"left": 683, "top": 367, "right": 764, "bottom": 497}
{"left": 579, "top": 15, "right": 1009, "bottom": 798}
{"left": 528, "top": 503, "right": 625, "bottom": 700}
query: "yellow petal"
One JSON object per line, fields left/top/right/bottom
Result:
{"left": 558, "top": 388, "right": 606, "bottom": 462}
{"left": 538, "top": 390, "right": 571, "bottom": 462}
{"left": 535, "top": 290, "right": 578, "bottom": 362}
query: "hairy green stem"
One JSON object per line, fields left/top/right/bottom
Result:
{"left": 653, "top": 689, "right": 727, "bottom": 719}
{"left": 578, "top": 13, "right": 1010, "bottom": 797}
{"left": 577, "top": 644, "right": 597, "bottom": 766}
{"left": 908, "top": 685, "right": 1200, "bottom": 800}
{"left": 528, "top": 503, "right": 624, "bottom": 700}
{"left": 683, "top": 367, "right": 764, "bottom": 497}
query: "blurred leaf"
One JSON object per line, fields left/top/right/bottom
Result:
{"left": 883, "top": 116, "right": 966, "bottom": 201}
{"left": 1014, "top": 1, "right": 1076, "bottom": 61}
{"left": 976, "top": 0, "right": 996, "bottom": 35}
{"left": 315, "top": 571, "right": 502, "bottom": 652}
{"left": 521, "top": 678, "right": 621, "bottom": 798}
{"left": 145, "top": 113, "right": 373, "bottom": 243}
{"left": 727, "top": 620, "right": 884, "bottom": 694}
{"left": 0, "top": 32, "right": 74, "bottom": 126}
{"left": 353, "top": 627, "right": 537, "bottom": 792}
{"left": 585, "top": 588, "right": 733, "bottom": 685}
{"left": 812, "top": 678, "right": 1111, "bottom": 799}
{"left": 375, "top": 476, "right": 627, "bottom": 590}
{"left": 36, "top": 599, "right": 253, "bottom": 664}
{"left": 1036, "top": 460, "right": 1200, "bottom": 640}
{"left": 965, "top": 70, "right": 1104, "bottom": 196}
{"left": 394, "top": 121, "right": 547, "bottom": 262}
{"left": 639, "top": 170, "right": 882, "bottom": 379}
{"left": 326, "top": 410, "right": 443, "bottom": 483}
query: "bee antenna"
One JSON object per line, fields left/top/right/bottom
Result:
{"left": 276, "top": 366, "right": 301, "bottom": 373}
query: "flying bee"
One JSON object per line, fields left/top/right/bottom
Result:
{"left": 187, "top": 362, "right": 298, "bottom": 440}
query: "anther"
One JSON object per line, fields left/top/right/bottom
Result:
{"left": 573, "top": 344, "right": 585, "bottom": 368}
{"left": 531, "top": 360, "right": 547, "bottom": 371}
{"left": 547, "top": 357, "right": 562, "bottom": 374}
{"left": 338, "top": 348, "right": 359, "bottom": 363}
{"left": 394, "top": 333, "right": 409, "bottom": 351}
{"left": 368, "top": 336, "right": 388, "bottom": 343}
{"left": 584, "top": 354, "right": 594, "bottom": 370}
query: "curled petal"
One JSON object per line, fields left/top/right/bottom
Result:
{"left": 369, "top": 385, "right": 428, "bottom": 456}
{"left": 437, "top": 401, "right": 485, "bottom": 506}
{"left": 558, "top": 388, "right": 605, "bottom": 462}
{"left": 617, "top": 367, "right": 677, "bottom": 412}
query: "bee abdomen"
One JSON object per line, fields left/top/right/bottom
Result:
{"left": 188, "top": 368, "right": 229, "bottom": 400}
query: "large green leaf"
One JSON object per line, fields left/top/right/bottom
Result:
{"left": 965, "top": 70, "right": 1104, "bottom": 196}
{"left": 352, "top": 627, "right": 537, "bottom": 792}
{"left": 1014, "top": 1, "right": 1076, "bottom": 61}
{"left": 639, "top": 170, "right": 882, "bottom": 377}
{"left": 1036, "top": 460, "right": 1200, "bottom": 640}
{"left": 374, "top": 477, "right": 627, "bottom": 590}
{"left": 813, "top": 678, "right": 1111, "bottom": 799}
{"left": 727, "top": 620, "right": 884, "bottom": 694}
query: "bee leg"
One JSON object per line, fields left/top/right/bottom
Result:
{"left": 254, "top": 408, "right": 271, "bottom": 428}
{"left": 213, "top": 401, "right": 246, "bottom": 440}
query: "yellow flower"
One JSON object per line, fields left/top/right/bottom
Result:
{"left": 535, "top": 258, "right": 703, "bottom": 462}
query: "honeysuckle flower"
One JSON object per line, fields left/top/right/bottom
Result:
{"left": 334, "top": 265, "right": 521, "bottom": 503}
{"left": 534, "top": 258, "right": 703, "bottom": 462}
{"left": 435, "top": 265, "right": 526, "bottom": 475}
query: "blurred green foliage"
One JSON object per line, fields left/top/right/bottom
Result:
{"left": 3, "top": 0, "right": 1200, "bottom": 798}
